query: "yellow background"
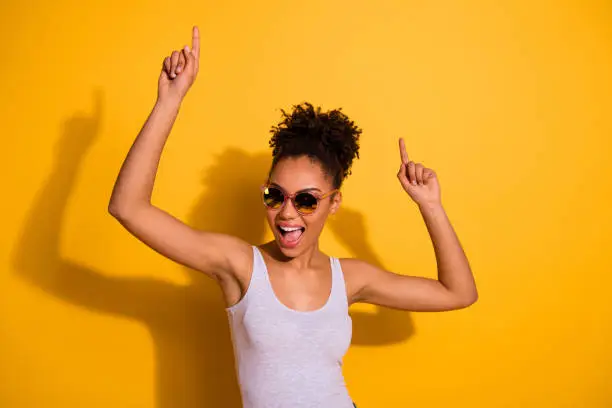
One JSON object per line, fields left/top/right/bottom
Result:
{"left": 1, "top": 1, "right": 611, "bottom": 407}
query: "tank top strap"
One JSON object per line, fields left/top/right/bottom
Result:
{"left": 329, "top": 256, "right": 350, "bottom": 309}
{"left": 251, "top": 246, "right": 266, "bottom": 277}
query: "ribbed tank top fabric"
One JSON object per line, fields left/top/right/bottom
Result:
{"left": 226, "top": 246, "right": 354, "bottom": 408}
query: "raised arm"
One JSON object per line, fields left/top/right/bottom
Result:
{"left": 346, "top": 138, "right": 478, "bottom": 312}
{"left": 108, "top": 26, "right": 250, "bottom": 282}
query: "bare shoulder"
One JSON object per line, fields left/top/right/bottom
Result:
{"left": 337, "top": 258, "right": 380, "bottom": 304}
{"left": 214, "top": 236, "right": 254, "bottom": 307}
{"left": 217, "top": 235, "right": 253, "bottom": 282}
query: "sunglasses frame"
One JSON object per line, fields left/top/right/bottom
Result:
{"left": 261, "top": 184, "right": 339, "bottom": 215}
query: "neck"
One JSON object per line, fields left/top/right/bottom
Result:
{"left": 264, "top": 240, "right": 322, "bottom": 270}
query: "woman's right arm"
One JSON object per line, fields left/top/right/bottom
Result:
{"left": 108, "top": 27, "right": 250, "bottom": 282}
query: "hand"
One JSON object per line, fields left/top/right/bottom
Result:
{"left": 157, "top": 26, "right": 200, "bottom": 103}
{"left": 396, "top": 138, "right": 441, "bottom": 207}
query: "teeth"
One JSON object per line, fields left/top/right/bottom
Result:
{"left": 279, "top": 226, "right": 302, "bottom": 232}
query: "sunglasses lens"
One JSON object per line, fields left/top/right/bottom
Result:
{"left": 263, "top": 187, "right": 284, "bottom": 209}
{"left": 294, "top": 192, "right": 318, "bottom": 214}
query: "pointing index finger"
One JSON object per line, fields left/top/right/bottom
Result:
{"left": 192, "top": 26, "right": 200, "bottom": 58}
{"left": 399, "top": 138, "right": 409, "bottom": 164}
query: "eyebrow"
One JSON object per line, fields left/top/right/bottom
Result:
{"left": 269, "top": 183, "right": 322, "bottom": 193}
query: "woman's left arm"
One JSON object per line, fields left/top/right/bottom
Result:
{"left": 348, "top": 138, "right": 477, "bottom": 312}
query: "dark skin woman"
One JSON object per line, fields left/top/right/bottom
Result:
{"left": 109, "top": 26, "right": 477, "bottom": 408}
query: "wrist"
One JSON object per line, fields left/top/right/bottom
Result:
{"left": 418, "top": 201, "right": 444, "bottom": 215}
{"left": 155, "top": 94, "right": 182, "bottom": 112}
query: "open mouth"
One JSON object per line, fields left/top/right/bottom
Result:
{"left": 277, "top": 225, "right": 305, "bottom": 247}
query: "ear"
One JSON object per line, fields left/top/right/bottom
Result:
{"left": 329, "top": 191, "right": 342, "bottom": 215}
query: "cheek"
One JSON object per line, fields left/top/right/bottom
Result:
{"left": 265, "top": 210, "right": 277, "bottom": 227}
{"left": 304, "top": 212, "right": 329, "bottom": 232}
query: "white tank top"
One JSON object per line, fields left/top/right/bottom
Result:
{"left": 226, "top": 246, "right": 354, "bottom": 408}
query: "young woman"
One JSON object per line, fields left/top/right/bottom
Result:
{"left": 109, "top": 27, "right": 478, "bottom": 408}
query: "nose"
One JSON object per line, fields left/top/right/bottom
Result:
{"left": 279, "top": 197, "right": 300, "bottom": 219}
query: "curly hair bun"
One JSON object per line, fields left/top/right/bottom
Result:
{"left": 269, "top": 102, "right": 361, "bottom": 188}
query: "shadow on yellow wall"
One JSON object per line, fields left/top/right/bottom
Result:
{"left": 12, "top": 91, "right": 413, "bottom": 407}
